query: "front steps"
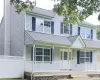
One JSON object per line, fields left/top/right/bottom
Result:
{"left": 24, "top": 71, "right": 100, "bottom": 80}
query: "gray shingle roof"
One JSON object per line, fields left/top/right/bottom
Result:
{"left": 67, "top": 35, "right": 79, "bottom": 44}
{"left": 27, "top": 7, "right": 55, "bottom": 18}
{"left": 83, "top": 39, "right": 100, "bottom": 49}
{"left": 26, "top": 31, "right": 71, "bottom": 45}
{"left": 25, "top": 31, "right": 100, "bottom": 49}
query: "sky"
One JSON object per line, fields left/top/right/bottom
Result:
{"left": 0, "top": 0, "right": 99, "bottom": 25}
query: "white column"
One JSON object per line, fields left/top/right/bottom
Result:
{"left": 96, "top": 50, "right": 98, "bottom": 71}
{"left": 31, "top": 44, "right": 35, "bottom": 80}
{"left": 68, "top": 47, "right": 70, "bottom": 72}
{"left": 52, "top": 46, "right": 54, "bottom": 73}
{"left": 84, "top": 49, "right": 86, "bottom": 72}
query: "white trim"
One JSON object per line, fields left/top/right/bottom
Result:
{"left": 35, "top": 47, "right": 51, "bottom": 62}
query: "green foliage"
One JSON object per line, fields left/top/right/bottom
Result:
{"left": 10, "top": 0, "right": 100, "bottom": 24}
{"left": 97, "top": 28, "right": 100, "bottom": 40}
{"left": 53, "top": 0, "right": 100, "bottom": 24}
{"left": 10, "top": 0, "right": 36, "bottom": 13}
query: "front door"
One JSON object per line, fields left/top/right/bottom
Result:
{"left": 60, "top": 49, "right": 70, "bottom": 70}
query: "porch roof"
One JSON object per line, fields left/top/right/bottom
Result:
{"left": 67, "top": 35, "right": 100, "bottom": 49}
{"left": 25, "top": 31, "right": 71, "bottom": 46}
{"left": 25, "top": 31, "right": 100, "bottom": 49}
{"left": 83, "top": 39, "right": 100, "bottom": 49}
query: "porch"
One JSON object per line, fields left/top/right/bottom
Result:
{"left": 24, "top": 31, "right": 100, "bottom": 73}
{"left": 24, "top": 43, "right": 100, "bottom": 73}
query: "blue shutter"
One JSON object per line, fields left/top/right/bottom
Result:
{"left": 90, "top": 51, "right": 92, "bottom": 62}
{"left": 78, "top": 27, "right": 80, "bottom": 35}
{"left": 31, "top": 47, "right": 33, "bottom": 61}
{"left": 70, "top": 24, "right": 72, "bottom": 35}
{"left": 51, "top": 21, "right": 54, "bottom": 34}
{"left": 91, "top": 29, "right": 93, "bottom": 39}
{"left": 77, "top": 50, "right": 80, "bottom": 64}
{"left": 51, "top": 48, "right": 53, "bottom": 62}
{"left": 60, "top": 22, "right": 63, "bottom": 34}
{"left": 32, "top": 17, "right": 36, "bottom": 31}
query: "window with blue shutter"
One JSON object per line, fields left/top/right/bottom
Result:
{"left": 32, "top": 17, "right": 36, "bottom": 31}
{"left": 78, "top": 27, "right": 80, "bottom": 35}
{"left": 70, "top": 24, "right": 72, "bottom": 35}
{"left": 91, "top": 29, "right": 93, "bottom": 40}
{"left": 51, "top": 21, "right": 54, "bottom": 34}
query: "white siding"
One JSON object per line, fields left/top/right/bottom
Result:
{"left": 25, "top": 14, "right": 97, "bottom": 40}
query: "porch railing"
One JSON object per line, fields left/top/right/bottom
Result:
{"left": 85, "top": 63, "right": 100, "bottom": 71}
{"left": 25, "top": 61, "right": 100, "bottom": 72}
{"left": 25, "top": 61, "right": 72, "bottom": 72}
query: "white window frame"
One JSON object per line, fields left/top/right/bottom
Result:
{"left": 79, "top": 51, "right": 91, "bottom": 64}
{"left": 35, "top": 47, "right": 51, "bottom": 62}
{"left": 61, "top": 24, "right": 70, "bottom": 34}
{"left": 80, "top": 27, "right": 91, "bottom": 40}
{"left": 44, "top": 20, "right": 51, "bottom": 27}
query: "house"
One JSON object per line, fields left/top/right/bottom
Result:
{"left": 0, "top": 0, "right": 100, "bottom": 79}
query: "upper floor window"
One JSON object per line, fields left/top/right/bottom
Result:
{"left": 44, "top": 21, "right": 51, "bottom": 27}
{"left": 60, "top": 22, "right": 72, "bottom": 35}
{"left": 31, "top": 17, "right": 54, "bottom": 34}
{"left": 80, "top": 27, "right": 92, "bottom": 39}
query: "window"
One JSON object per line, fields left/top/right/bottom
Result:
{"left": 79, "top": 51, "right": 91, "bottom": 63}
{"left": 35, "top": 48, "right": 51, "bottom": 62}
{"left": 44, "top": 21, "right": 51, "bottom": 27}
{"left": 61, "top": 23, "right": 70, "bottom": 34}
{"left": 80, "top": 27, "right": 91, "bottom": 39}
{"left": 64, "top": 52, "right": 68, "bottom": 60}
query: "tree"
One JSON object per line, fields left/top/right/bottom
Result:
{"left": 97, "top": 28, "right": 100, "bottom": 40}
{"left": 10, "top": 0, "right": 100, "bottom": 24}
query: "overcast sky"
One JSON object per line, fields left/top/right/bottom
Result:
{"left": 0, "top": 0, "right": 99, "bottom": 25}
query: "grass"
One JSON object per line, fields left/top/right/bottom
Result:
{"left": 0, "top": 78, "right": 21, "bottom": 80}
{"left": 0, "top": 78, "right": 14, "bottom": 80}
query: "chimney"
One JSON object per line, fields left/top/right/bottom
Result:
{"left": 4, "top": 0, "right": 11, "bottom": 55}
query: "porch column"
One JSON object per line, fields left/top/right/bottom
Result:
{"left": 31, "top": 44, "right": 35, "bottom": 80}
{"left": 32, "top": 44, "right": 35, "bottom": 72}
{"left": 96, "top": 49, "right": 99, "bottom": 71}
{"left": 68, "top": 47, "right": 70, "bottom": 71}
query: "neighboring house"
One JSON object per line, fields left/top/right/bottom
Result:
{"left": 0, "top": 0, "right": 100, "bottom": 78}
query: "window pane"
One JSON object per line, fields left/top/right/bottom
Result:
{"left": 86, "top": 52, "right": 90, "bottom": 57}
{"left": 80, "top": 33, "right": 85, "bottom": 39}
{"left": 44, "top": 56, "right": 50, "bottom": 61}
{"left": 61, "top": 27, "right": 63, "bottom": 34}
{"left": 64, "top": 26, "right": 69, "bottom": 34}
{"left": 36, "top": 48, "right": 43, "bottom": 55}
{"left": 64, "top": 52, "right": 67, "bottom": 60}
{"left": 36, "top": 56, "right": 42, "bottom": 61}
{"left": 80, "top": 58, "right": 85, "bottom": 63}
{"left": 86, "top": 28, "right": 91, "bottom": 34}
{"left": 86, "top": 58, "right": 90, "bottom": 62}
{"left": 86, "top": 34, "right": 91, "bottom": 39}
{"left": 44, "top": 49, "right": 50, "bottom": 56}
{"left": 44, "top": 21, "right": 50, "bottom": 27}
{"left": 80, "top": 52, "right": 85, "bottom": 57}
{"left": 81, "top": 27, "right": 85, "bottom": 33}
